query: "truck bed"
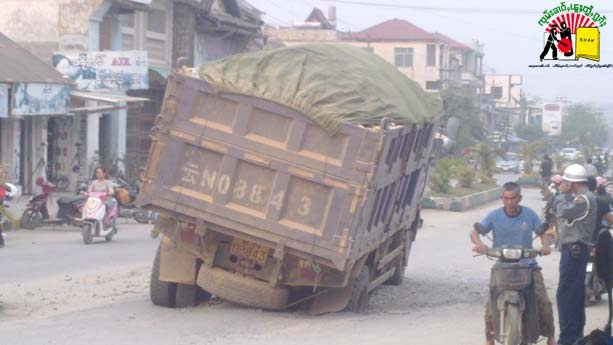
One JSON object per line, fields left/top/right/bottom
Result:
{"left": 139, "top": 73, "right": 435, "bottom": 271}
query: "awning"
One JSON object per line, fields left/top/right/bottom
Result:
{"left": 69, "top": 104, "right": 125, "bottom": 115}
{"left": 69, "top": 91, "right": 149, "bottom": 115}
{"left": 70, "top": 90, "right": 149, "bottom": 104}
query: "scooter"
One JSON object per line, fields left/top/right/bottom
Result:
{"left": 20, "top": 180, "right": 56, "bottom": 229}
{"left": 475, "top": 223, "right": 548, "bottom": 345}
{"left": 586, "top": 243, "right": 606, "bottom": 305}
{"left": 79, "top": 191, "right": 118, "bottom": 244}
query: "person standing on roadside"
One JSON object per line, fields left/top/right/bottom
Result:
{"left": 585, "top": 158, "right": 598, "bottom": 177}
{"left": 555, "top": 164, "right": 598, "bottom": 345}
{"left": 541, "top": 154, "right": 554, "bottom": 187}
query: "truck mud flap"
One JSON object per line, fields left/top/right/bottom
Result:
{"left": 159, "top": 237, "right": 197, "bottom": 285}
{"left": 308, "top": 255, "right": 368, "bottom": 315}
{"left": 197, "top": 266, "right": 289, "bottom": 310}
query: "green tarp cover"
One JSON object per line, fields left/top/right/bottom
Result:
{"left": 198, "top": 43, "right": 443, "bottom": 135}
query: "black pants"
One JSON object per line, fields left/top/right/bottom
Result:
{"left": 557, "top": 243, "right": 589, "bottom": 345}
{"left": 541, "top": 40, "right": 558, "bottom": 60}
{"left": 41, "top": 201, "right": 49, "bottom": 220}
{"left": 0, "top": 223, "right": 4, "bottom": 246}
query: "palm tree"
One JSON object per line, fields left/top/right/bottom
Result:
{"left": 520, "top": 141, "right": 542, "bottom": 174}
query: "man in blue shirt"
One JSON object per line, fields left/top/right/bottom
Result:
{"left": 470, "top": 182, "right": 555, "bottom": 345}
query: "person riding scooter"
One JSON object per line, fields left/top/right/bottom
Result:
{"left": 81, "top": 166, "right": 119, "bottom": 244}
{"left": 89, "top": 166, "right": 115, "bottom": 205}
{"left": 470, "top": 182, "right": 556, "bottom": 345}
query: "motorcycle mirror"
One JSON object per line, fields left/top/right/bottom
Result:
{"left": 535, "top": 223, "right": 549, "bottom": 236}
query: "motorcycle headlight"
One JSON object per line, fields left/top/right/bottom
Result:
{"left": 502, "top": 248, "right": 523, "bottom": 260}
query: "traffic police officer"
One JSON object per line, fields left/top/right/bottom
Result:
{"left": 555, "top": 164, "right": 598, "bottom": 345}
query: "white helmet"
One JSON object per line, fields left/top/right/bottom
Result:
{"left": 563, "top": 164, "right": 588, "bottom": 182}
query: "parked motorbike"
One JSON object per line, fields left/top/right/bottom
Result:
{"left": 55, "top": 193, "right": 86, "bottom": 226}
{"left": 114, "top": 177, "right": 156, "bottom": 224}
{"left": 79, "top": 191, "right": 118, "bottom": 244}
{"left": 475, "top": 223, "right": 548, "bottom": 345}
{"left": 586, "top": 243, "right": 606, "bottom": 305}
{"left": 20, "top": 179, "right": 56, "bottom": 229}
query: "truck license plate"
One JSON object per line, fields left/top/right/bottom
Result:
{"left": 230, "top": 239, "right": 269, "bottom": 265}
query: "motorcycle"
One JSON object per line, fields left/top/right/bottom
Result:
{"left": 79, "top": 191, "right": 119, "bottom": 244}
{"left": 475, "top": 223, "right": 548, "bottom": 345}
{"left": 55, "top": 193, "right": 86, "bottom": 227}
{"left": 114, "top": 177, "right": 156, "bottom": 224}
{"left": 20, "top": 180, "right": 56, "bottom": 229}
{"left": 586, "top": 243, "right": 606, "bottom": 305}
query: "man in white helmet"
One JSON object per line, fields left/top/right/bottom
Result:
{"left": 554, "top": 164, "right": 598, "bottom": 345}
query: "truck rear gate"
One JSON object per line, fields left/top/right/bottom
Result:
{"left": 140, "top": 74, "right": 435, "bottom": 273}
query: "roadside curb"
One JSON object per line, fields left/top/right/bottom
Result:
{"left": 421, "top": 187, "right": 502, "bottom": 212}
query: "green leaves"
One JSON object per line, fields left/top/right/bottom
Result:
{"left": 562, "top": 103, "right": 608, "bottom": 147}
{"left": 440, "top": 86, "right": 484, "bottom": 151}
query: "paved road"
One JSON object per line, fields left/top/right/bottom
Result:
{"left": 0, "top": 187, "right": 609, "bottom": 345}
{"left": 0, "top": 222, "right": 156, "bottom": 281}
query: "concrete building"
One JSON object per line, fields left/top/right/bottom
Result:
{"left": 266, "top": 12, "right": 484, "bottom": 93}
{"left": 0, "top": 33, "right": 72, "bottom": 194}
{"left": 484, "top": 74, "right": 523, "bottom": 110}
{"left": 0, "top": 0, "right": 263, "bottom": 190}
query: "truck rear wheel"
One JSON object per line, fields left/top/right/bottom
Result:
{"left": 346, "top": 266, "right": 370, "bottom": 313}
{"left": 385, "top": 235, "right": 412, "bottom": 286}
{"left": 175, "top": 260, "right": 212, "bottom": 308}
{"left": 150, "top": 244, "right": 177, "bottom": 308}
{"left": 385, "top": 256, "right": 405, "bottom": 286}
{"left": 198, "top": 266, "right": 289, "bottom": 310}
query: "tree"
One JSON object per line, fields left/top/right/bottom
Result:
{"left": 520, "top": 141, "right": 542, "bottom": 174}
{"left": 515, "top": 123, "right": 546, "bottom": 142}
{"left": 440, "top": 86, "right": 485, "bottom": 151}
{"left": 562, "top": 104, "right": 608, "bottom": 147}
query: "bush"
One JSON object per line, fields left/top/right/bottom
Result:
{"left": 476, "top": 143, "right": 496, "bottom": 178}
{"left": 430, "top": 157, "right": 463, "bottom": 193}
{"left": 457, "top": 165, "right": 476, "bottom": 188}
{"left": 481, "top": 175, "right": 497, "bottom": 185}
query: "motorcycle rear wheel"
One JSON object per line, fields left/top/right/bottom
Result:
{"left": 134, "top": 210, "right": 150, "bottom": 224}
{"left": 20, "top": 209, "right": 42, "bottom": 230}
{"left": 503, "top": 304, "right": 522, "bottom": 345}
{"left": 105, "top": 226, "right": 117, "bottom": 242}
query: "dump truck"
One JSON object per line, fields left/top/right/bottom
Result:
{"left": 138, "top": 44, "right": 442, "bottom": 314}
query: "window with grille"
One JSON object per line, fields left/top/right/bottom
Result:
{"left": 120, "top": 2, "right": 172, "bottom": 68}
{"left": 427, "top": 44, "right": 436, "bottom": 66}
{"left": 394, "top": 47, "right": 413, "bottom": 67}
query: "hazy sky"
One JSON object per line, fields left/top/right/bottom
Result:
{"left": 247, "top": 0, "right": 613, "bottom": 104}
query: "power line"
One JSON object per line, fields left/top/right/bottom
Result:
{"left": 317, "top": 0, "right": 613, "bottom": 15}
